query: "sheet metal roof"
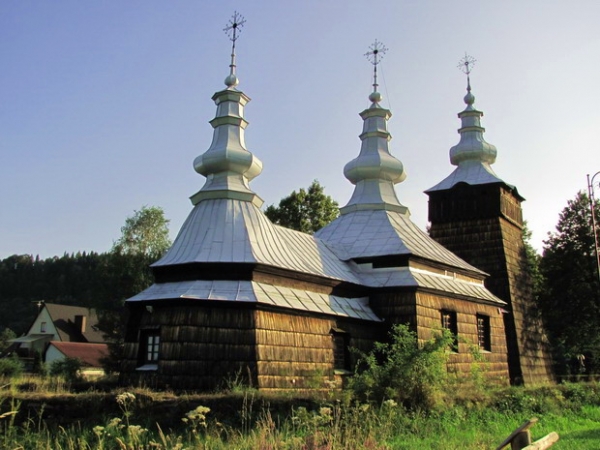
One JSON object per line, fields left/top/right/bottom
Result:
{"left": 355, "top": 265, "right": 504, "bottom": 304}
{"left": 425, "top": 160, "right": 504, "bottom": 192}
{"left": 128, "top": 280, "right": 382, "bottom": 322}
{"left": 153, "top": 198, "right": 362, "bottom": 284}
{"left": 315, "top": 209, "right": 486, "bottom": 275}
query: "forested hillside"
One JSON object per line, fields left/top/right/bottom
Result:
{"left": 0, "top": 252, "right": 156, "bottom": 335}
{"left": 0, "top": 206, "right": 170, "bottom": 337}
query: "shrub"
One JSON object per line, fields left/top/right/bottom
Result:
{"left": 0, "top": 357, "right": 24, "bottom": 377}
{"left": 349, "top": 324, "right": 454, "bottom": 410}
{"left": 50, "top": 357, "right": 82, "bottom": 383}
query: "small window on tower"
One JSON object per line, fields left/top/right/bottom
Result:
{"left": 440, "top": 310, "right": 458, "bottom": 352}
{"left": 40, "top": 322, "right": 47, "bottom": 333}
{"left": 476, "top": 314, "right": 491, "bottom": 352}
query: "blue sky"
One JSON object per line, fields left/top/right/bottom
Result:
{"left": 1, "top": 1, "right": 599, "bottom": 258}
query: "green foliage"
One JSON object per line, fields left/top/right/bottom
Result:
{"left": 0, "top": 356, "right": 24, "bottom": 377}
{"left": 265, "top": 180, "right": 339, "bottom": 234}
{"left": 539, "top": 191, "right": 600, "bottom": 374}
{"left": 50, "top": 357, "right": 82, "bottom": 383}
{"left": 0, "top": 328, "right": 16, "bottom": 353}
{"left": 349, "top": 324, "right": 454, "bottom": 410}
{"left": 112, "top": 206, "right": 171, "bottom": 258}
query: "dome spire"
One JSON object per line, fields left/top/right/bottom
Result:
{"left": 223, "top": 11, "right": 245, "bottom": 88}
{"left": 340, "top": 41, "right": 408, "bottom": 215}
{"left": 191, "top": 12, "right": 263, "bottom": 207}
{"left": 449, "top": 53, "right": 497, "bottom": 166}
{"left": 425, "top": 54, "right": 507, "bottom": 193}
{"left": 365, "top": 39, "right": 387, "bottom": 106}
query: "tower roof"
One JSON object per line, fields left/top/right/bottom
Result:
{"left": 190, "top": 11, "right": 263, "bottom": 207}
{"left": 426, "top": 54, "right": 520, "bottom": 197}
{"left": 341, "top": 40, "right": 408, "bottom": 215}
{"left": 317, "top": 45, "right": 487, "bottom": 277}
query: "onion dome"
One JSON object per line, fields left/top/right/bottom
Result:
{"left": 341, "top": 40, "right": 408, "bottom": 215}
{"left": 426, "top": 54, "right": 508, "bottom": 193}
{"left": 190, "top": 12, "right": 263, "bottom": 207}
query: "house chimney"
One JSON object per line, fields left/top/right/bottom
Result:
{"left": 74, "top": 315, "right": 86, "bottom": 333}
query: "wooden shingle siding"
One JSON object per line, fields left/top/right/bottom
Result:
{"left": 414, "top": 291, "right": 509, "bottom": 382}
{"left": 253, "top": 309, "right": 381, "bottom": 390}
{"left": 121, "top": 304, "right": 258, "bottom": 390}
{"left": 428, "top": 183, "right": 554, "bottom": 385}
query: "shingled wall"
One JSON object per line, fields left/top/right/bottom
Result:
{"left": 428, "top": 183, "right": 554, "bottom": 385}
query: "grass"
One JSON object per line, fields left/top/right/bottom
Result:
{"left": 2, "top": 376, "right": 600, "bottom": 449}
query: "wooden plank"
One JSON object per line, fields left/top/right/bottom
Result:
{"left": 522, "top": 432, "right": 559, "bottom": 450}
{"left": 495, "top": 418, "right": 538, "bottom": 450}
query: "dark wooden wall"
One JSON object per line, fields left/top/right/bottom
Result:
{"left": 428, "top": 183, "right": 554, "bottom": 384}
{"left": 121, "top": 303, "right": 258, "bottom": 390}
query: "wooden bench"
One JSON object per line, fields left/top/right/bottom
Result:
{"left": 496, "top": 418, "right": 559, "bottom": 450}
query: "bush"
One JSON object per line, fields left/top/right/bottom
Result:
{"left": 50, "top": 357, "right": 82, "bottom": 383}
{"left": 349, "top": 324, "right": 453, "bottom": 410}
{"left": 0, "top": 357, "right": 24, "bottom": 377}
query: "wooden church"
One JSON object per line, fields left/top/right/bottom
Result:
{"left": 120, "top": 20, "right": 553, "bottom": 390}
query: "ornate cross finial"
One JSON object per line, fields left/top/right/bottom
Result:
{"left": 458, "top": 53, "right": 476, "bottom": 91}
{"left": 365, "top": 40, "right": 388, "bottom": 94}
{"left": 223, "top": 11, "right": 246, "bottom": 87}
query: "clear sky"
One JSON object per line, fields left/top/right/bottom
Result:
{"left": 1, "top": 1, "right": 599, "bottom": 259}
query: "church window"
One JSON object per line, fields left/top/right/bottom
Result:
{"left": 441, "top": 310, "right": 458, "bottom": 351}
{"left": 476, "top": 314, "right": 491, "bottom": 351}
{"left": 139, "top": 329, "right": 161, "bottom": 366}
{"left": 331, "top": 328, "right": 351, "bottom": 371}
{"left": 40, "top": 322, "right": 47, "bottom": 333}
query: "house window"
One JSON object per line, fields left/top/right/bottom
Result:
{"left": 441, "top": 310, "right": 458, "bottom": 352}
{"left": 331, "top": 328, "right": 351, "bottom": 371}
{"left": 476, "top": 314, "right": 491, "bottom": 351}
{"left": 40, "top": 322, "right": 47, "bottom": 333}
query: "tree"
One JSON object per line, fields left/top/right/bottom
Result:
{"left": 0, "top": 328, "right": 16, "bottom": 353}
{"left": 538, "top": 191, "right": 600, "bottom": 374}
{"left": 112, "top": 206, "right": 171, "bottom": 258}
{"left": 264, "top": 180, "right": 339, "bottom": 234}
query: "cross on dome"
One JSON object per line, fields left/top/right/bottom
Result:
{"left": 223, "top": 11, "right": 246, "bottom": 88}
{"left": 365, "top": 40, "right": 388, "bottom": 104}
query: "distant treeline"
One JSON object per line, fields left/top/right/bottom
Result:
{"left": 0, "top": 252, "right": 156, "bottom": 335}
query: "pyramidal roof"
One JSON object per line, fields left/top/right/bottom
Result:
{"left": 152, "top": 14, "right": 358, "bottom": 283}
{"left": 426, "top": 55, "right": 520, "bottom": 197}
{"left": 129, "top": 33, "right": 504, "bottom": 312}
{"left": 316, "top": 44, "right": 485, "bottom": 275}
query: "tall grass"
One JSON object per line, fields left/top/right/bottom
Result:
{"left": 2, "top": 378, "right": 600, "bottom": 449}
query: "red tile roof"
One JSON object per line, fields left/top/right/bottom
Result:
{"left": 48, "top": 341, "right": 109, "bottom": 367}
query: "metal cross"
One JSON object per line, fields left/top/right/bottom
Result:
{"left": 223, "top": 11, "right": 246, "bottom": 42}
{"left": 365, "top": 40, "right": 388, "bottom": 93}
{"left": 458, "top": 53, "right": 476, "bottom": 91}
{"left": 223, "top": 11, "right": 246, "bottom": 79}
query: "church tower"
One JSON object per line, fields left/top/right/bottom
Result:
{"left": 425, "top": 56, "right": 554, "bottom": 384}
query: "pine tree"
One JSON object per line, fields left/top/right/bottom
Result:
{"left": 539, "top": 191, "right": 600, "bottom": 374}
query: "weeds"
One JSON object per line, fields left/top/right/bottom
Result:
{"left": 3, "top": 372, "right": 600, "bottom": 449}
